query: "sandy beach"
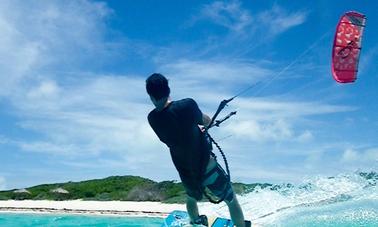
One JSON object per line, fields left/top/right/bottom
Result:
{"left": 0, "top": 200, "right": 186, "bottom": 217}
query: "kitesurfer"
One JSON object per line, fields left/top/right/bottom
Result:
{"left": 146, "top": 73, "right": 247, "bottom": 227}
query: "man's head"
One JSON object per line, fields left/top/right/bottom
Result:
{"left": 146, "top": 73, "right": 170, "bottom": 108}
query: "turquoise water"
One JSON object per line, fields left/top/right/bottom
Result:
{"left": 0, "top": 213, "right": 163, "bottom": 226}
{"left": 271, "top": 199, "right": 378, "bottom": 226}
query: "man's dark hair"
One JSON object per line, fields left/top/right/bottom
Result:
{"left": 146, "top": 73, "right": 170, "bottom": 100}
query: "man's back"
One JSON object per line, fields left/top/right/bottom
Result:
{"left": 148, "top": 98, "right": 210, "bottom": 186}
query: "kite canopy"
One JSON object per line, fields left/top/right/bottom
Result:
{"left": 331, "top": 11, "right": 366, "bottom": 83}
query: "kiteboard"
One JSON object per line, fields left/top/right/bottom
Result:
{"left": 162, "top": 210, "right": 252, "bottom": 227}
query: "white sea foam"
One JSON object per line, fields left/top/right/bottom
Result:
{"left": 199, "top": 171, "right": 378, "bottom": 226}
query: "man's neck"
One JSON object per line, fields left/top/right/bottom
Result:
{"left": 156, "top": 98, "right": 171, "bottom": 111}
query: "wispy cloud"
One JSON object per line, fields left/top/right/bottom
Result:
{"left": 198, "top": 0, "right": 253, "bottom": 33}
{"left": 233, "top": 98, "right": 356, "bottom": 119}
{"left": 217, "top": 98, "right": 353, "bottom": 143}
{"left": 193, "top": 1, "right": 307, "bottom": 38}
{"left": 13, "top": 76, "right": 157, "bottom": 156}
{"left": 0, "top": 0, "right": 140, "bottom": 155}
{"left": 183, "top": 1, "right": 309, "bottom": 60}
{"left": 160, "top": 59, "right": 272, "bottom": 94}
{"left": 225, "top": 119, "right": 295, "bottom": 142}
{"left": 257, "top": 4, "right": 308, "bottom": 36}
{"left": 0, "top": 0, "right": 113, "bottom": 97}
{"left": 341, "top": 147, "right": 378, "bottom": 164}
{"left": 0, "top": 1, "right": 164, "bottom": 177}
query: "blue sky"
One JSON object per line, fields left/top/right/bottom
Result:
{"left": 0, "top": 0, "right": 377, "bottom": 190}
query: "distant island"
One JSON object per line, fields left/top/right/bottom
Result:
{"left": 0, "top": 172, "right": 375, "bottom": 203}
{"left": 0, "top": 176, "right": 272, "bottom": 203}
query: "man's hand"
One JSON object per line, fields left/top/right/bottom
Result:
{"left": 198, "top": 125, "right": 206, "bottom": 132}
{"left": 202, "top": 113, "right": 211, "bottom": 128}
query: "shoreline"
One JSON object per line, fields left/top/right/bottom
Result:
{"left": 0, "top": 200, "right": 186, "bottom": 218}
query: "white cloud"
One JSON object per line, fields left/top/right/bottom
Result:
{"left": 258, "top": 5, "right": 308, "bottom": 36}
{"left": 221, "top": 118, "right": 312, "bottom": 143}
{"left": 0, "top": 0, "right": 112, "bottom": 97}
{"left": 0, "top": 1, "right": 177, "bottom": 181}
{"left": 293, "top": 145, "right": 378, "bottom": 176}
{"left": 0, "top": 0, "right": 151, "bottom": 160}
{"left": 0, "top": 1, "right": 165, "bottom": 172}
{"left": 0, "top": 18, "right": 40, "bottom": 96}
{"left": 26, "top": 80, "right": 61, "bottom": 100}
{"left": 364, "top": 148, "right": 378, "bottom": 162}
{"left": 341, "top": 148, "right": 359, "bottom": 162}
{"left": 342, "top": 147, "right": 378, "bottom": 163}
{"left": 19, "top": 141, "right": 79, "bottom": 156}
{"left": 160, "top": 59, "right": 272, "bottom": 93}
{"left": 14, "top": 76, "right": 156, "bottom": 157}
{"left": 226, "top": 119, "right": 293, "bottom": 142}
{"left": 199, "top": 0, "right": 253, "bottom": 33}
{"left": 233, "top": 98, "right": 355, "bottom": 120}
{"left": 195, "top": 1, "right": 307, "bottom": 38}
{"left": 207, "top": 96, "right": 353, "bottom": 143}
{"left": 297, "top": 130, "right": 314, "bottom": 142}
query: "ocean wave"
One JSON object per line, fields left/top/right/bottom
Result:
{"left": 200, "top": 171, "right": 378, "bottom": 226}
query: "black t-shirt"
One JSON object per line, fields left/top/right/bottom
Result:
{"left": 148, "top": 98, "right": 211, "bottom": 188}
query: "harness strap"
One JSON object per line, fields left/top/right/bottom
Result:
{"left": 200, "top": 99, "right": 235, "bottom": 204}
{"left": 203, "top": 132, "right": 230, "bottom": 204}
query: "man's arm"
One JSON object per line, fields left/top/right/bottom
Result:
{"left": 189, "top": 98, "right": 211, "bottom": 128}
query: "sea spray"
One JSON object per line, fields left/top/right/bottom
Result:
{"left": 199, "top": 171, "right": 377, "bottom": 226}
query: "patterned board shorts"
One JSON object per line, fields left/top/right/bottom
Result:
{"left": 186, "top": 157, "right": 234, "bottom": 203}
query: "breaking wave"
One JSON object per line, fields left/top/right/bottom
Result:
{"left": 199, "top": 171, "right": 378, "bottom": 226}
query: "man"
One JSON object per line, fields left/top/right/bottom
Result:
{"left": 146, "top": 73, "right": 247, "bottom": 227}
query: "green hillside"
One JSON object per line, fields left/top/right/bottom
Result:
{"left": 0, "top": 175, "right": 269, "bottom": 203}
